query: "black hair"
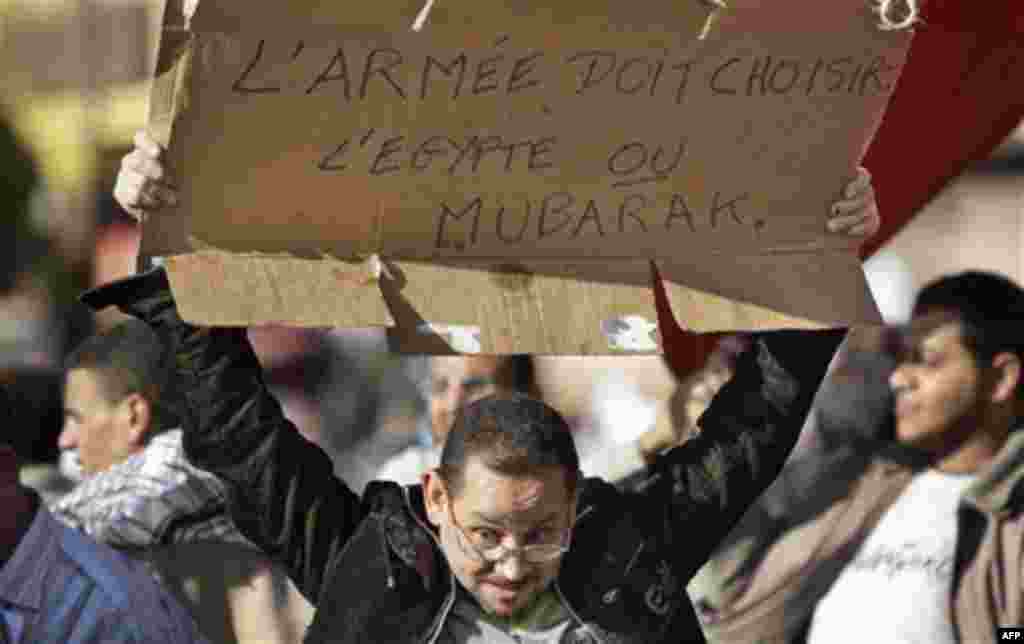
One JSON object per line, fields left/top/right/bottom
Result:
{"left": 64, "top": 319, "right": 177, "bottom": 433}
{"left": 438, "top": 392, "right": 579, "bottom": 498}
{"left": 913, "top": 271, "right": 1024, "bottom": 398}
{"left": 494, "top": 355, "right": 540, "bottom": 399}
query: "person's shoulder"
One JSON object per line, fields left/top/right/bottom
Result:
{"left": 54, "top": 515, "right": 206, "bottom": 639}
{"left": 52, "top": 512, "right": 165, "bottom": 604}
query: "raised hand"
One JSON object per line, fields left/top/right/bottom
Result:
{"left": 827, "top": 166, "right": 880, "bottom": 240}
{"left": 113, "top": 131, "right": 179, "bottom": 222}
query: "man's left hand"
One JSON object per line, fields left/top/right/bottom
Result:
{"left": 828, "top": 166, "right": 880, "bottom": 240}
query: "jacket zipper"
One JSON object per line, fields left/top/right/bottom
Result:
{"left": 376, "top": 518, "right": 397, "bottom": 589}
{"left": 555, "top": 581, "right": 605, "bottom": 644}
{"left": 556, "top": 504, "right": 601, "bottom": 643}
{"left": 402, "top": 487, "right": 458, "bottom": 644}
{"left": 624, "top": 541, "right": 644, "bottom": 575}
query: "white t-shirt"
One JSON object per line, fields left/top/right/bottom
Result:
{"left": 806, "top": 468, "right": 976, "bottom": 644}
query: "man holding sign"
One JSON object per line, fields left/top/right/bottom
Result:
{"left": 84, "top": 133, "right": 879, "bottom": 643}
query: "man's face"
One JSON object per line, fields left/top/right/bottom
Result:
{"left": 426, "top": 458, "right": 576, "bottom": 618}
{"left": 429, "top": 357, "right": 506, "bottom": 444}
{"left": 60, "top": 368, "right": 143, "bottom": 476}
{"left": 889, "top": 315, "right": 988, "bottom": 454}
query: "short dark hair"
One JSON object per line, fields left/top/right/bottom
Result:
{"left": 494, "top": 355, "right": 540, "bottom": 399}
{"left": 64, "top": 320, "right": 177, "bottom": 433}
{"left": 438, "top": 393, "right": 579, "bottom": 498}
{"left": 913, "top": 270, "right": 1024, "bottom": 397}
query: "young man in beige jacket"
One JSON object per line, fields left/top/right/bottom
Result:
{"left": 694, "top": 270, "right": 1024, "bottom": 643}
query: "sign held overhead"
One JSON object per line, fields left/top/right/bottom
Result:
{"left": 145, "top": 0, "right": 913, "bottom": 353}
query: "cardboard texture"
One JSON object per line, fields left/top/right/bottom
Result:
{"left": 146, "top": 0, "right": 911, "bottom": 353}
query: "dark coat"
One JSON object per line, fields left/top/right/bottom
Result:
{"left": 83, "top": 268, "right": 843, "bottom": 644}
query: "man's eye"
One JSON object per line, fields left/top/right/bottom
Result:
{"left": 473, "top": 528, "right": 501, "bottom": 545}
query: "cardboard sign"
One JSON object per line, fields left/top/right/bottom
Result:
{"left": 145, "top": 0, "right": 911, "bottom": 353}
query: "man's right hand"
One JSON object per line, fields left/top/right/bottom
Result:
{"left": 114, "top": 130, "right": 179, "bottom": 221}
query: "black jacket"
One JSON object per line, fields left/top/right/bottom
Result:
{"left": 83, "top": 268, "right": 843, "bottom": 644}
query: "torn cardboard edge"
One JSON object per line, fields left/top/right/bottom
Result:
{"left": 163, "top": 249, "right": 880, "bottom": 354}
{"left": 146, "top": 0, "right": 195, "bottom": 149}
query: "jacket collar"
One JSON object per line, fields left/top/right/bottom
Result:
{"left": 874, "top": 441, "right": 933, "bottom": 475}
{"left": 961, "top": 427, "right": 1024, "bottom": 516}
{"left": 870, "top": 429, "right": 1024, "bottom": 515}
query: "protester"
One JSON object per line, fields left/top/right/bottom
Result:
{"left": 692, "top": 270, "right": 1024, "bottom": 644}
{"left": 83, "top": 131, "right": 881, "bottom": 643}
{"left": 377, "top": 355, "right": 541, "bottom": 485}
{"left": 51, "top": 319, "right": 313, "bottom": 644}
{"left": 0, "top": 386, "right": 211, "bottom": 643}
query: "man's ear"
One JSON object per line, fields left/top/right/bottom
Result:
{"left": 123, "top": 393, "right": 153, "bottom": 447}
{"left": 422, "top": 469, "right": 447, "bottom": 528}
{"left": 989, "top": 352, "right": 1022, "bottom": 405}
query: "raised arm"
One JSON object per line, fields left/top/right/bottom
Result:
{"left": 636, "top": 328, "right": 845, "bottom": 575}
{"left": 626, "top": 167, "right": 875, "bottom": 571}
{"left": 87, "top": 133, "right": 369, "bottom": 603}
{"left": 82, "top": 270, "right": 365, "bottom": 605}
{"left": 602, "top": 168, "right": 879, "bottom": 482}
